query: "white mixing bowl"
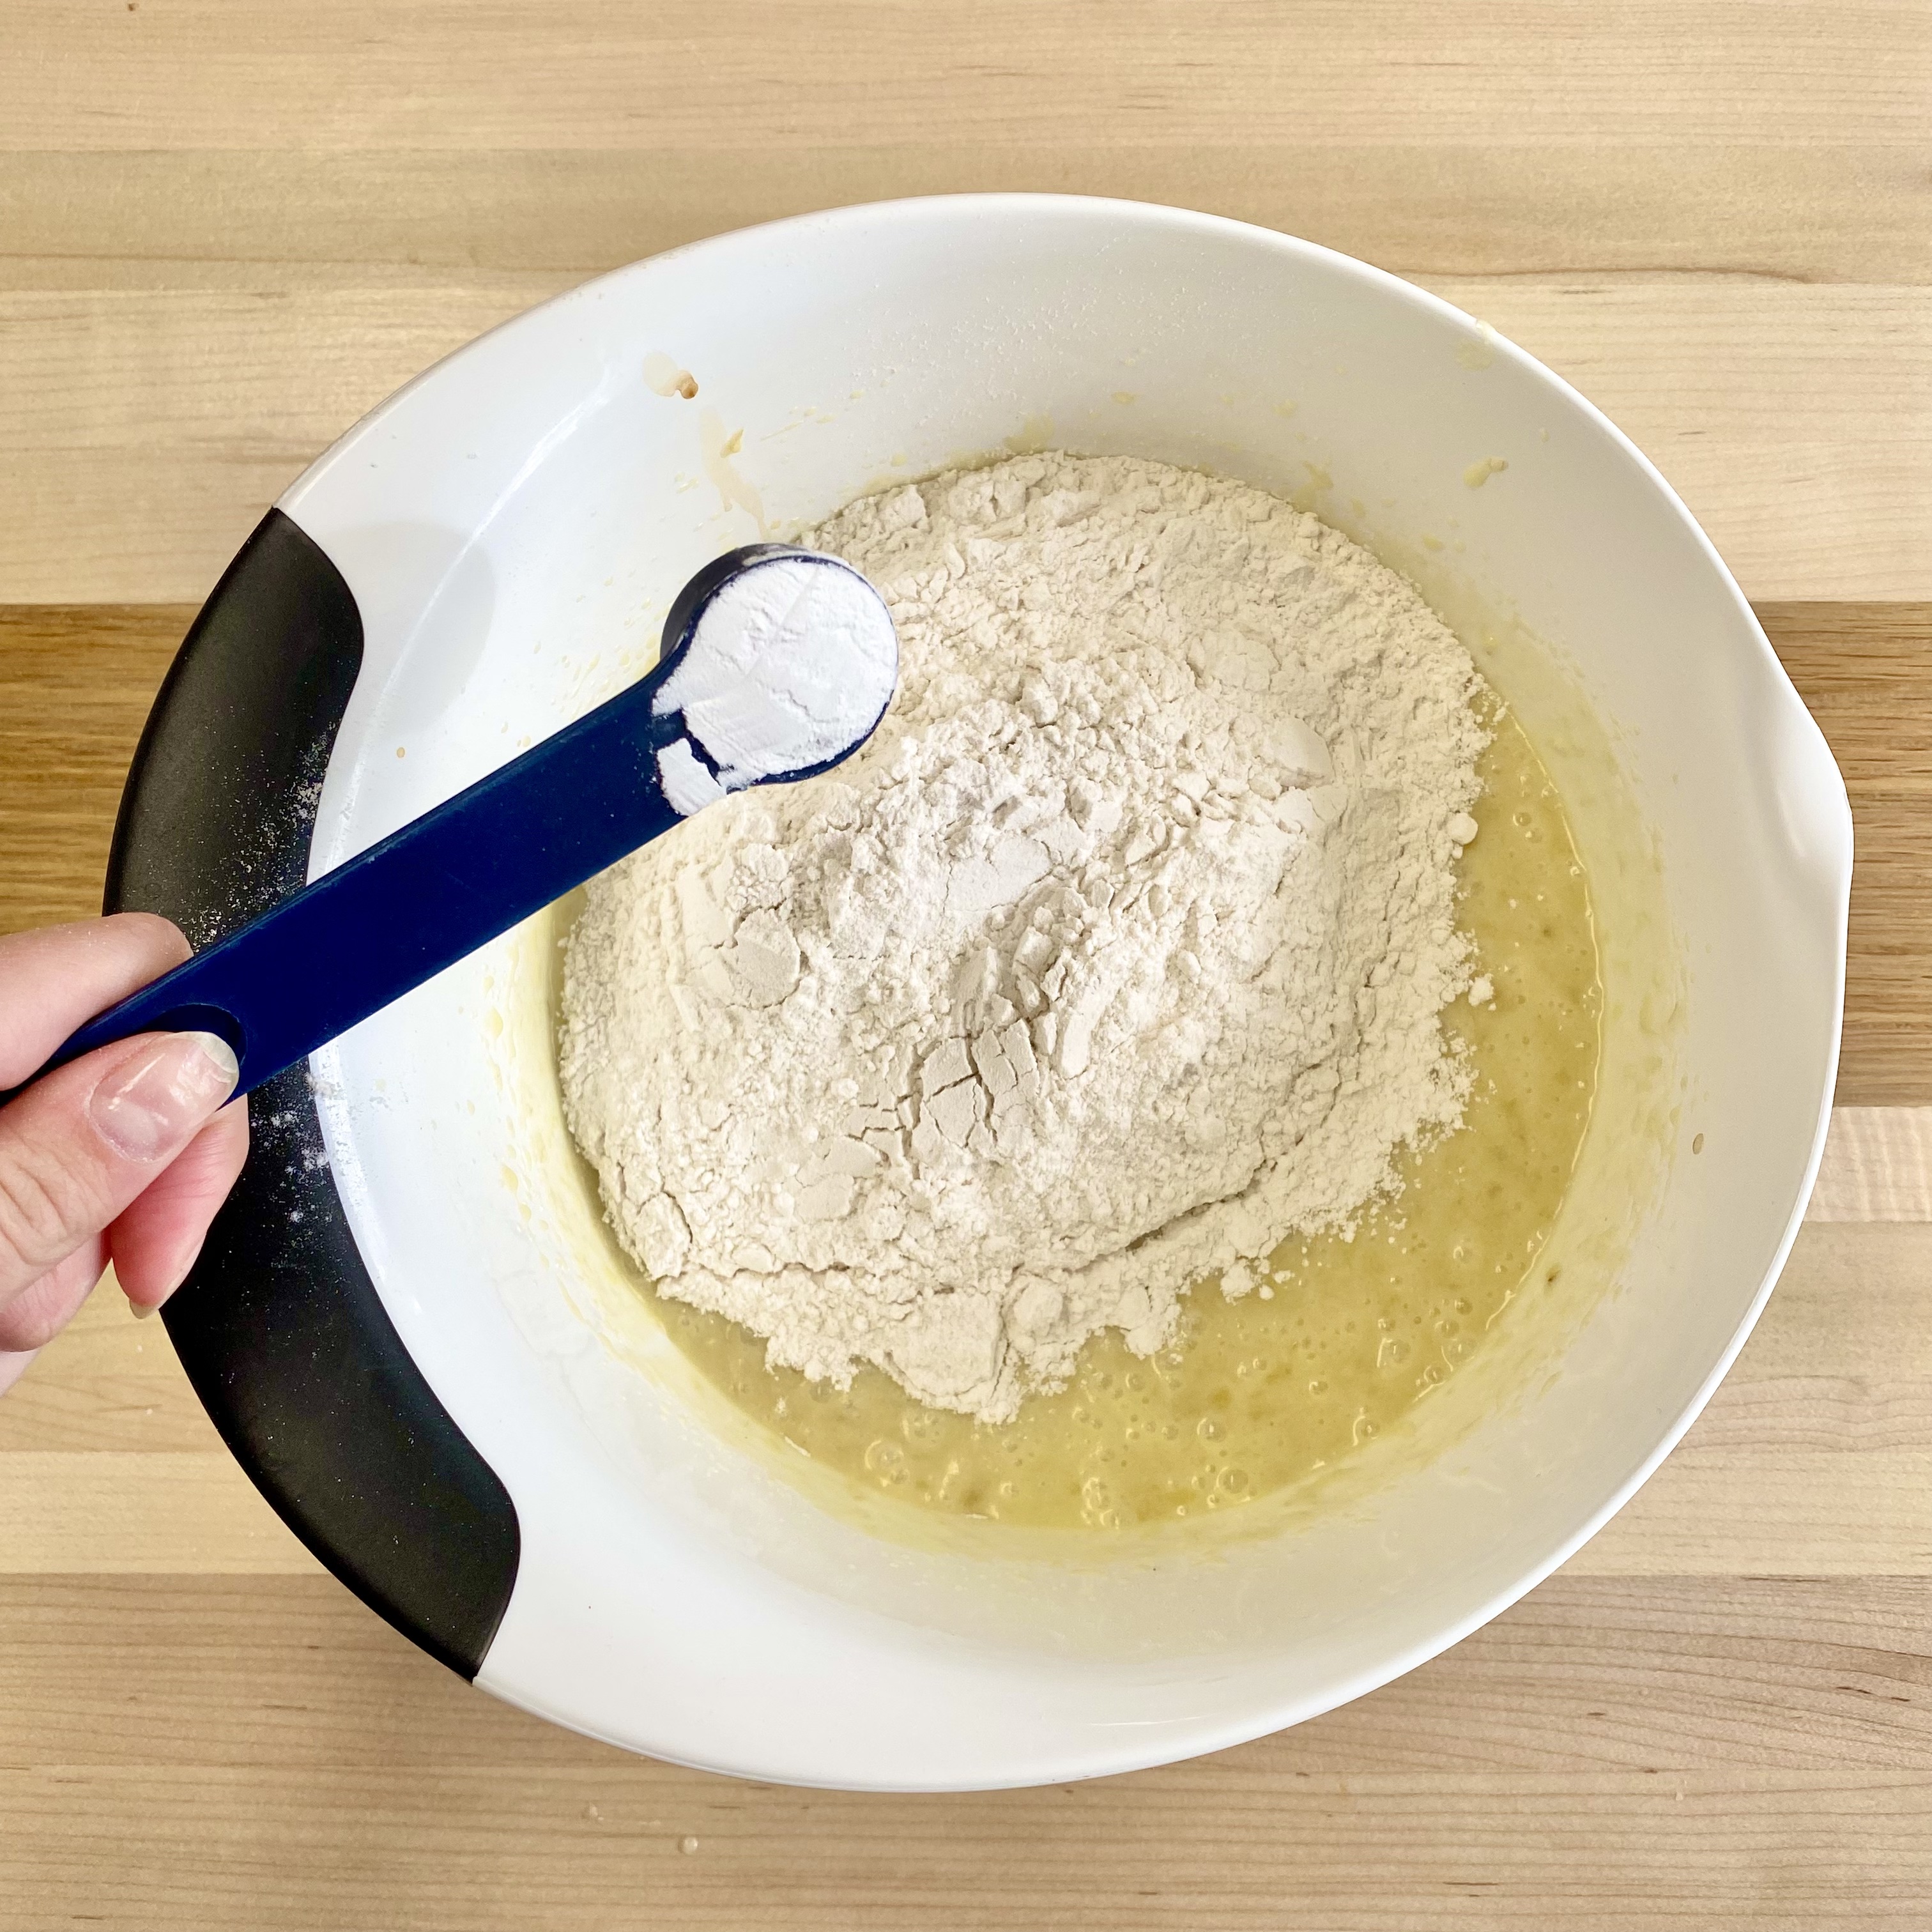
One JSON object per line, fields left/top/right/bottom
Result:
{"left": 180, "top": 197, "right": 1847, "bottom": 1787}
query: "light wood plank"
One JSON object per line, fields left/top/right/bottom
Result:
{"left": 0, "top": 286, "right": 540, "bottom": 604}
{"left": 1, "top": 280, "right": 1924, "bottom": 602}
{"left": 1772, "top": 601, "right": 1932, "bottom": 1101}
{"left": 1565, "top": 1448, "right": 1932, "bottom": 1577}
{"left": 6, "top": 1, "right": 1929, "bottom": 153}
{"left": 10, "top": 603, "right": 1925, "bottom": 1096}
{"left": 1, "top": 1759, "right": 1927, "bottom": 1931}
{"left": 1, "top": 1452, "right": 319, "bottom": 1575}
{"left": 0, "top": 1264, "right": 222, "bottom": 1455}
{"left": 1810, "top": 1108, "right": 1932, "bottom": 1222}
{"left": 7, "top": 1572, "right": 1929, "bottom": 1776}
{"left": 1568, "top": 1224, "right": 1932, "bottom": 1576}
{"left": 1416, "top": 280, "right": 1932, "bottom": 601}
{"left": 6, "top": 146, "right": 1929, "bottom": 291}
{"left": 7, "top": 1223, "right": 1929, "bottom": 1577}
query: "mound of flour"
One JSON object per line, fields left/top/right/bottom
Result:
{"left": 560, "top": 454, "right": 1488, "bottom": 1422}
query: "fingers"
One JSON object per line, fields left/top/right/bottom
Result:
{"left": 0, "top": 917, "right": 245, "bottom": 1389}
{"left": 0, "top": 1031, "right": 240, "bottom": 1312}
{"left": 0, "top": 1234, "right": 106, "bottom": 1354}
{"left": 0, "top": 1107, "right": 252, "bottom": 1359}
{"left": 0, "top": 1067, "right": 250, "bottom": 1354}
{"left": 0, "top": 913, "right": 191, "bottom": 1089}
{"left": 109, "top": 1100, "right": 250, "bottom": 1308}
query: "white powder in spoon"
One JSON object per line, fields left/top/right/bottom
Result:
{"left": 651, "top": 553, "right": 898, "bottom": 815}
{"left": 561, "top": 453, "right": 1487, "bottom": 1423}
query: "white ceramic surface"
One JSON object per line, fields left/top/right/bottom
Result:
{"left": 282, "top": 197, "right": 1849, "bottom": 1789}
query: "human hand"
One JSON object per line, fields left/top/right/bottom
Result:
{"left": 0, "top": 915, "right": 248, "bottom": 1393}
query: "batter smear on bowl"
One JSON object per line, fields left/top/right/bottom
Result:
{"left": 561, "top": 454, "right": 1501, "bottom": 1426}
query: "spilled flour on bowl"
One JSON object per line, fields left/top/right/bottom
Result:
{"left": 561, "top": 453, "right": 1489, "bottom": 1422}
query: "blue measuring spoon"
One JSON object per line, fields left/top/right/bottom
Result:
{"left": 19, "top": 545, "right": 897, "bottom": 1101}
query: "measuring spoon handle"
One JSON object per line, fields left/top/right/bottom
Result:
{"left": 20, "top": 663, "right": 692, "bottom": 1103}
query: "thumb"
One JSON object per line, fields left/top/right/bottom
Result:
{"left": 0, "top": 1031, "right": 240, "bottom": 1310}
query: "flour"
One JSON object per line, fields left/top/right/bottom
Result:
{"left": 561, "top": 453, "right": 1489, "bottom": 1422}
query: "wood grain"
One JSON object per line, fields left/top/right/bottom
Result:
{"left": 7, "top": 1215, "right": 1927, "bottom": 1583}
{"left": 12, "top": 1570, "right": 1932, "bottom": 1779}
{"left": 2, "top": 1761, "right": 1924, "bottom": 1931}
{"left": 3, "top": 1761, "right": 1931, "bottom": 1931}
{"left": 0, "top": 606, "right": 179, "bottom": 932}
{"left": 6, "top": 2, "right": 1929, "bottom": 152}
{"left": 2, "top": 279, "right": 1926, "bottom": 603}
{"left": 8, "top": 146, "right": 1930, "bottom": 292}
{"left": 1, "top": 6, "right": 1928, "bottom": 606}
{"left": 1811, "top": 1108, "right": 1932, "bottom": 1221}
{"left": 3, "top": 1565, "right": 1932, "bottom": 1928}
{"left": 1771, "top": 602, "right": 1932, "bottom": 1103}
{"left": 7, "top": 602, "right": 1924, "bottom": 1098}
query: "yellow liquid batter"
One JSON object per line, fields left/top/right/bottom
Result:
{"left": 642, "top": 705, "right": 1600, "bottom": 1529}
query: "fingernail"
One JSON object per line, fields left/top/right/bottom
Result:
{"left": 126, "top": 1296, "right": 157, "bottom": 1321}
{"left": 89, "top": 1032, "right": 240, "bottom": 1163}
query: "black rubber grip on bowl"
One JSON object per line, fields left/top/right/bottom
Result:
{"left": 104, "top": 508, "right": 521, "bottom": 1680}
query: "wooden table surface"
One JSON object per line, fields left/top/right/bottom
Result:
{"left": 3, "top": 4, "right": 1929, "bottom": 1926}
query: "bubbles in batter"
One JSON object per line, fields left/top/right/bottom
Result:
{"left": 645, "top": 704, "right": 1599, "bottom": 1528}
